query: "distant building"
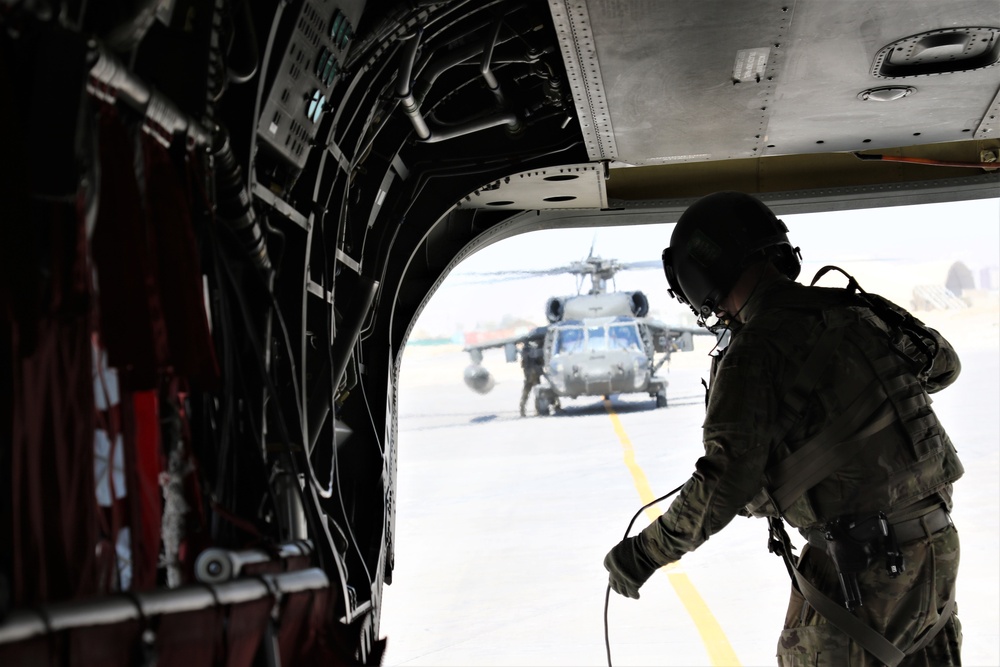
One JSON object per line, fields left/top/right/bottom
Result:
{"left": 946, "top": 261, "right": 975, "bottom": 297}
{"left": 981, "top": 266, "right": 1000, "bottom": 291}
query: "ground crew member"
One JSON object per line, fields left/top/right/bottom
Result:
{"left": 604, "top": 191, "right": 963, "bottom": 666}
{"left": 519, "top": 342, "right": 545, "bottom": 417}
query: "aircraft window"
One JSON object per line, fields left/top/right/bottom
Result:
{"left": 554, "top": 327, "right": 584, "bottom": 354}
{"left": 608, "top": 324, "right": 642, "bottom": 351}
{"left": 586, "top": 326, "right": 607, "bottom": 352}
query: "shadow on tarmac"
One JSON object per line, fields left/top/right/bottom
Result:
{"left": 403, "top": 393, "right": 707, "bottom": 432}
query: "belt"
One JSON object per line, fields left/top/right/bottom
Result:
{"left": 802, "top": 506, "right": 952, "bottom": 549}
{"left": 891, "top": 506, "right": 952, "bottom": 544}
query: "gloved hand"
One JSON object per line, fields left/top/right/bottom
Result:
{"left": 604, "top": 534, "right": 660, "bottom": 599}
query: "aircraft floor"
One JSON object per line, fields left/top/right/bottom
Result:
{"left": 381, "top": 312, "right": 999, "bottom": 666}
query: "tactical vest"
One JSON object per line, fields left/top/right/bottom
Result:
{"left": 731, "top": 282, "right": 963, "bottom": 528}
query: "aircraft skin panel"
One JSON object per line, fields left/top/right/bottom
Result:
{"left": 550, "top": 0, "right": 619, "bottom": 161}
{"left": 581, "top": 0, "right": 790, "bottom": 165}
{"left": 764, "top": 1, "right": 1000, "bottom": 155}
{"left": 559, "top": 0, "right": 1000, "bottom": 166}
{"left": 977, "top": 83, "right": 1000, "bottom": 138}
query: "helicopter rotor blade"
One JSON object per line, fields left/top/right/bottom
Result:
{"left": 450, "top": 256, "right": 666, "bottom": 288}
{"left": 619, "top": 259, "right": 665, "bottom": 271}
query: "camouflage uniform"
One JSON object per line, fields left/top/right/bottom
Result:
{"left": 519, "top": 344, "right": 544, "bottom": 416}
{"left": 636, "top": 276, "right": 964, "bottom": 665}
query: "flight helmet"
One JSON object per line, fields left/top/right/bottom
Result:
{"left": 661, "top": 191, "right": 801, "bottom": 324}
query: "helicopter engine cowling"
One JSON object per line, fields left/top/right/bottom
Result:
{"left": 630, "top": 291, "right": 649, "bottom": 317}
{"left": 463, "top": 364, "right": 496, "bottom": 394}
{"left": 546, "top": 297, "right": 565, "bottom": 323}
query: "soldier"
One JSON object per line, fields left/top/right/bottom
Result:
{"left": 604, "top": 192, "right": 963, "bottom": 666}
{"left": 519, "top": 342, "right": 545, "bottom": 417}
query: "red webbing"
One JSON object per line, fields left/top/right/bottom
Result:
{"left": 69, "top": 619, "right": 142, "bottom": 667}
{"left": 224, "top": 597, "right": 273, "bottom": 667}
{"left": 275, "top": 590, "right": 314, "bottom": 665}
{"left": 91, "top": 105, "right": 168, "bottom": 390}
{"left": 154, "top": 607, "right": 224, "bottom": 667}
{"left": 0, "top": 634, "right": 60, "bottom": 667}
{"left": 10, "top": 199, "right": 100, "bottom": 606}
{"left": 127, "top": 389, "right": 162, "bottom": 590}
{"left": 141, "top": 135, "right": 219, "bottom": 388}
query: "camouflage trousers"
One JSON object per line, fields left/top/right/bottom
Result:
{"left": 777, "top": 524, "right": 961, "bottom": 666}
{"left": 519, "top": 372, "right": 541, "bottom": 416}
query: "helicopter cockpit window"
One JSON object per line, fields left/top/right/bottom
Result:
{"left": 554, "top": 327, "right": 585, "bottom": 355}
{"left": 608, "top": 324, "right": 642, "bottom": 351}
{"left": 586, "top": 326, "right": 607, "bottom": 351}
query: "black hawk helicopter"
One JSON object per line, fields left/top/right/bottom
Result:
{"left": 461, "top": 254, "right": 713, "bottom": 415}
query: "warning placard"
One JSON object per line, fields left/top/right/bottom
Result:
{"left": 733, "top": 47, "right": 771, "bottom": 82}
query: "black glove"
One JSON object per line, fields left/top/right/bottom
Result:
{"left": 604, "top": 535, "right": 660, "bottom": 599}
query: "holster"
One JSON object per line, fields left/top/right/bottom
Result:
{"left": 811, "top": 512, "right": 903, "bottom": 610}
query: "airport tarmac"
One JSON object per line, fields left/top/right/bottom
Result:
{"left": 380, "top": 307, "right": 999, "bottom": 666}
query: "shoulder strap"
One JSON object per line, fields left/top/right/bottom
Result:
{"left": 768, "top": 382, "right": 895, "bottom": 514}
{"left": 811, "top": 265, "right": 938, "bottom": 380}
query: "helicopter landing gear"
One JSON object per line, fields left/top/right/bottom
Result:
{"left": 650, "top": 381, "right": 668, "bottom": 408}
{"left": 655, "top": 389, "right": 668, "bottom": 408}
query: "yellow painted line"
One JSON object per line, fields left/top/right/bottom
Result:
{"left": 604, "top": 399, "right": 741, "bottom": 667}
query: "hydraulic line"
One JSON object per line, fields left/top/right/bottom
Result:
{"left": 420, "top": 112, "right": 520, "bottom": 143}
{"left": 307, "top": 275, "right": 380, "bottom": 454}
{"left": 396, "top": 18, "right": 525, "bottom": 143}
{"left": 212, "top": 128, "right": 272, "bottom": 271}
{"left": 88, "top": 46, "right": 213, "bottom": 147}
{"left": 227, "top": 0, "right": 260, "bottom": 84}
{"left": 397, "top": 30, "right": 431, "bottom": 140}
{"left": 480, "top": 18, "right": 506, "bottom": 106}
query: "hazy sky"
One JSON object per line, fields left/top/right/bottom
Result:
{"left": 414, "top": 197, "right": 999, "bottom": 336}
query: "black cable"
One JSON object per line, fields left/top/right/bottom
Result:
{"left": 604, "top": 481, "right": 686, "bottom": 667}
{"left": 318, "top": 210, "right": 375, "bottom": 589}
{"left": 208, "top": 223, "right": 330, "bottom": 570}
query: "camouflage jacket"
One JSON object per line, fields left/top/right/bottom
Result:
{"left": 640, "top": 276, "right": 964, "bottom": 565}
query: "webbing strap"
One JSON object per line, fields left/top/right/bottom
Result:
{"left": 769, "top": 377, "right": 883, "bottom": 482}
{"left": 768, "top": 517, "right": 954, "bottom": 667}
{"left": 769, "top": 382, "right": 895, "bottom": 514}
{"left": 908, "top": 597, "right": 956, "bottom": 655}
{"left": 790, "top": 559, "right": 907, "bottom": 666}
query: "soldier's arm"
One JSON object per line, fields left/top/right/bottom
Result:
{"left": 919, "top": 325, "right": 961, "bottom": 393}
{"left": 638, "top": 334, "right": 775, "bottom": 564}
{"left": 866, "top": 293, "right": 961, "bottom": 393}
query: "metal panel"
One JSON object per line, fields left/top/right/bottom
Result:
{"left": 977, "top": 84, "right": 1000, "bottom": 139}
{"left": 456, "top": 164, "right": 608, "bottom": 210}
{"left": 257, "top": 0, "right": 365, "bottom": 170}
{"left": 550, "top": 0, "right": 618, "bottom": 161}
{"left": 582, "top": 0, "right": 789, "bottom": 165}
{"left": 763, "top": 1, "right": 1000, "bottom": 156}
{"left": 555, "top": 0, "right": 999, "bottom": 168}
